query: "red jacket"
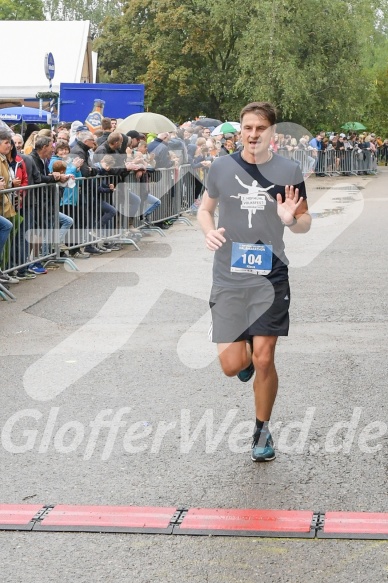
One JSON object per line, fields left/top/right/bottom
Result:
{"left": 13, "top": 155, "right": 28, "bottom": 187}
{"left": 9, "top": 155, "right": 28, "bottom": 210}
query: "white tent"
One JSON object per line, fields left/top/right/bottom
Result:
{"left": 0, "top": 20, "right": 96, "bottom": 99}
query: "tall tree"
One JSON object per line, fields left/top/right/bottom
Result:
{"left": 0, "top": 0, "right": 44, "bottom": 20}
{"left": 95, "top": 0, "right": 251, "bottom": 121}
{"left": 95, "top": 0, "right": 386, "bottom": 129}
{"left": 360, "top": 1, "right": 388, "bottom": 134}
{"left": 235, "top": 0, "right": 379, "bottom": 128}
{"left": 44, "top": 0, "right": 124, "bottom": 36}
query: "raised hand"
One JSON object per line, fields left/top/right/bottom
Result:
{"left": 276, "top": 185, "right": 303, "bottom": 225}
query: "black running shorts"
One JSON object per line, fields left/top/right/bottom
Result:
{"left": 209, "top": 279, "right": 290, "bottom": 343}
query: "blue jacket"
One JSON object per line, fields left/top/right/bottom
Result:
{"left": 48, "top": 155, "right": 82, "bottom": 205}
{"left": 309, "top": 137, "right": 322, "bottom": 150}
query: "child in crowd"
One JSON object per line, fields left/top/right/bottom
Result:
{"left": 48, "top": 141, "right": 94, "bottom": 257}
{"left": 132, "top": 140, "right": 156, "bottom": 168}
{"left": 94, "top": 153, "right": 116, "bottom": 176}
{"left": 49, "top": 141, "right": 83, "bottom": 206}
{"left": 42, "top": 157, "right": 74, "bottom": 254}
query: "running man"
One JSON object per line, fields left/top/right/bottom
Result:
{"left": 198, "top": 102, "right": 311, "bottom": 462}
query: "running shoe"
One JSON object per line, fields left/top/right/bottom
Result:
{"left": 96, "top": 243, "right": 112, "bottom": 253}
{"left": 251, "top": 427, "right": 276, "bottom": 462}
{"left": 0, "top": 270, "right": 19, "bottom": 284}
{"left": 103, "top": 242, "right": 121, "bottom": 251}
{"left": 84, "top": 245, "right": 103, "bottom": 255}
{"left": 14, "top": 271, "right": 37, "bottom": 280}
{"left": 237, "top": 339, "right": 254, "bottom": 382}
{"left": 28, "top": 262, "right": 48, "bottom": 275}
{"left": 71, "top": 251, "right": 90, "bottom": 259}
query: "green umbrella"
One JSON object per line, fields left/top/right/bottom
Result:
{"left": 341, "top": 122, "right": 366, "bottom": 131}
{"left": 211, "top": 122, "right": 238, "bottom": 136}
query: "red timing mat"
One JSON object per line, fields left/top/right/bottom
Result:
{"left": 0, "top": 504, "right": 45, "bottom": 530}
{"left": 318, "top": 511, "right": 388, "bottom": 539}
{"left": 175, "top": 508, "right": 315, "bottom": 538}
{"left": 34, "top": 505, "right": 178, "bottom": 533}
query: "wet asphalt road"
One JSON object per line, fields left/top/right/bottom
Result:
{"left": 0, "top": 171, "right": 387, "bottom": 582}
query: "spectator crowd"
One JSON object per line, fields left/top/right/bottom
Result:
{"left": 1, "top": 115, "right": 387, "bottom": 292}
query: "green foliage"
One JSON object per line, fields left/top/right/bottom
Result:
{"left": 44, "top": 0, "right": 125, "bottom": 36}
{"left": 0, "top": 0, "right": 44, "bottom": 20}
{"left": 360, "top": 3, "right": 388, "bottom": 135}
{"left": 95, "top": 0, "right": 250, "bottom": 121}
{"left": 236, "top": 0, "right": 379, "bottom": 129}
{"left": 95, "top": 0, "right": 388, "bottom": 131}
{"left": 36, "top": 91, "right": 59, "bottom": 99}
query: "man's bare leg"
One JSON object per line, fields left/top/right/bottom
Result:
{"left": 252, "top": 335, "right": 278, "bottom": 421}
{"left": 217, "top": 340, "right": 251, "bottom": 377}
{"left": 217, "top": 335, "right": 278, "bottom": 461}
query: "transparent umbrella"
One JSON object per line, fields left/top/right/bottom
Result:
{"left": 117, "top": 112, "right": 177, "bottom": 134}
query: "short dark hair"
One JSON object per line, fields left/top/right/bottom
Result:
{"left": 55, "top": 140, "right": 70, "bottom": 154}
{"left": 35, "top": 136, "right": 52, "bottom": 151}
{"left": 101, "top": 117, "right": 112, "bottom": 131}
{"left": 240, "top": 102, "right": 277, "bottom": 125}
{"left": 126, "top": 130, "right": 141, "bottom": 140}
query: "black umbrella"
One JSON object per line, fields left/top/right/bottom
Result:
{"left": 194, "top": 117, "right": 222, "bottom": 128}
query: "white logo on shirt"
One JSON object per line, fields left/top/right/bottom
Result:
{"left": 230, "top": 175, "right": 275, "bottom": 228}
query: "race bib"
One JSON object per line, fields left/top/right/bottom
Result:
{"left": 230, "top": 242, "right": 273, "bottom": 275}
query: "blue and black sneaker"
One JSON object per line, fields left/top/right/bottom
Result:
{"left": 28, "top": 262, "right": 47, "bottom": 275}
{"left": 237, "top": 338, "right": 254, "bottom": 382}
{"left": 251, "top": 426, "right": 276, "bottom": 462}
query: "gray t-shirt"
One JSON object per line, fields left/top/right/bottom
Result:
{"left": 206, "top": 152, "right": 307, "bottom": 287}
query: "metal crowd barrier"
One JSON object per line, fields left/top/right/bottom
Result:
{"left": 177, "top": 164, "right": 210, "bottom": 213}
{"left": 124, "top": 167, "right": 178, "bottom": 224}
{"left": 61, "top": 174, "right": 135, "bottom": 253}
{"left": 0, "top": 175, "right": 130, "bottom": 288}
{"left": 1, "top": 182, "right": 59, "bottom": 276}
{"left": 1, "top": 149, "right": 379, "bottom": 300}
{"left": 277, "top": 148, "right": 377, "bottom": 176}
{"left": 0, "top": 167, "right": 197, "bottom": 293}
{"left": 125, "top": 166, "right": 192, "bottom": 228}
{"left": 377, "top": 146, "right": 388, "bottom": 165}
{"left": 274, "top": 149, "right": 320, "bottom": 177}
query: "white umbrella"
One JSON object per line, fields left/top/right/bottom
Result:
{"left": 116, "top": 112, "right": 176, "bottom": 134}
{"left": 211, "top": 122, "right": 239, "bottom": 136}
